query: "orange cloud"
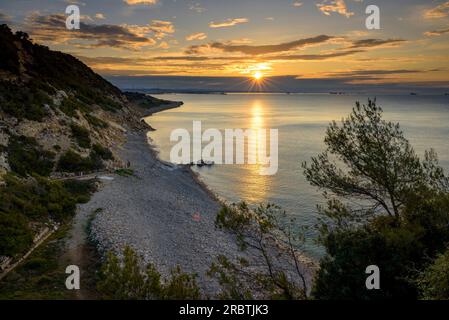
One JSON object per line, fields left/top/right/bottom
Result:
{"left": 209, "top": 18, "right": 249, "bottom": 28}
{"left": 186, "top": 32, "right": 207, "bottom": 41}
{"left": 317, "top": 0, "right": 354, "bottom": 18}
{"left": 124, "top": 0, "right": 158, "bottom": 5}
{"left": 425, "top": 1, "right": 449, "bottom": 18}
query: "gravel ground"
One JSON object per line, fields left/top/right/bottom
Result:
{"left": 82, "top": 131, "right": 245, "bottom": 296}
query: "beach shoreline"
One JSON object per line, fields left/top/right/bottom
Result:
{"left": 75, "top": 102, "right": 314, "bottom": 297}
{"left": 76, "top": 102, "right": 245, "bottom": 295}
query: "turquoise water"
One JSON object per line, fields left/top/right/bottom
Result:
{"left": 146, "top": 93, "right": 449, "bottom": 259}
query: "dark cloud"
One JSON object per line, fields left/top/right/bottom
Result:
{"left": 324, "top": 69, "right": 442, "bottom": 78}
{"left": 268, "top": 50, "right": 362, "bottom": 61}
{"left": 348, "top": 38, "right": 405, "bottom": 49}
{"left": 26, "top": 13, "right": 155, "bottom": 48}
{"left": 77, "top": 49, "right": 361, "bottom": 70}
{"left": 186, "top": 35, "right": 334, "bottom": 55}
{"left": 424, "top": 28, "right": 449, "bottom": 36}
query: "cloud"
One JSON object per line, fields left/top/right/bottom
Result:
{"left": 348, "top": 38, "right": 405, "bottom": 49}
{"left": 95, "top": 13, "right": 106, "bottom": 20}
{"left": 425, "top": 1, "right": 449, "bottom": 19}
{"left": 186, "top": 32, "right": 207, "bottom": 41}
{"left": 209, "top": 18, "right": 249, "bottom": 28}
{"left": 317, "top": 0, "right": 354, "bottom": 18}
{"left": 26, "top": 13, "right": 156, "bottom": 49}
{"left": 293, "top": 2, "right": 303, "bottom": 7}
{"left": 148, "top": 20, "right": 175, "bottom": 39}
{"left": 424, "top": 28, "right": 449, "bottom": 36}
{"left": 325, "top": 69, "right": 441, "bottom": 79}
{"left": 189, "top": 2, "right": 206, "bottom": 13}
{"left": 123, "top": 0, "right": 158, "bottom": 5}
{"left": 269, "top": 50, "right": 362, "bottom": 61}
{"left": 0, "top": 11, "right": 12, "bottom": 24}
{"left": 186, "top": 35, "right": 334, "bottom": 55}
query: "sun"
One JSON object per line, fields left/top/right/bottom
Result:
{"left": 253, "top": 71, "right": 263, "bottom": 81}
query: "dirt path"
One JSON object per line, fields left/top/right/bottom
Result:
{"left": 64, "top": 193, "right": 108, "bottom": 299}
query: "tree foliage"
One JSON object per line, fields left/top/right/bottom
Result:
{"left": 303, "top": 99, "right": 449, "bottom": 299}
{"left": 97, "top": 247, "right": 201, "bottom": 300}
{"left": 210, "top": 202, "right": 308, "bottom": 300}
{"left": 0, "top": 174, "right": 95, "bottom": 257}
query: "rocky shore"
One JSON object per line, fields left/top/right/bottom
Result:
{"left": 81, "top": 127, "right": 244, "bottom": 295}
{"left": 78, "top": 103, "right": 314, "bottom": 297}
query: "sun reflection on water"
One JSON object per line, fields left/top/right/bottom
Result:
{"left": 236, "top": 100, "right": 272, "bottom": 203}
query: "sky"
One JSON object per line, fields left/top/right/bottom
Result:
{"left": 1, "top": 0, "right": 449, "bottom": 92}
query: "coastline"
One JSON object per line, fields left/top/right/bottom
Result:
{"left": 75, "top": 102, "right": 314, "bottom": 297}
{"left": 76, "top": 102, "right": 245, "bottom": 296}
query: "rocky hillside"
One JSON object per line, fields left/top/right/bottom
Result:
{"left": 0, "top": 24, "right": 175, "bottom": 261}
{"left": 0, "top": 24, "right": 170, "bottom": 179}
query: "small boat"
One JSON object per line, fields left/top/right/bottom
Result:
{"left": 191, "top": 159, "right": 215, "bottom": 167}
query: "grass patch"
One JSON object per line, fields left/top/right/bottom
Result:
{"left": 115, "top": 168, "right": 134, "bottom": 177}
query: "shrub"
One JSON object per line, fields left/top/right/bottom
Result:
{"left": 57, "top": 149, "right": 103, "bottom": 173}
{"left": 85, "top": 113, "right": 108, "bottom": 129}
{"left": 7, "top": 135, "right": 55, "bottom": 177}
{"left": 0, "top": 211, "right": 33, "bottom": 257}
{"left": 97, "top": 247, "right": 201, "bottom": 300}
{"left": 0, "top": 174, "right": 95, "bottom": 257}
{"left": 92, "top": 143, "right": 113, "bottom": 160}
{"left": 303, "top": 100, "right": 449, "bottom": 299}
{"left": 70, "top": 123, "right": 91, "bottom": 148}
{"left": 417, "top": 248, "right": 449, "bottom": 300}
{"left": 0, "top": 80, "right": 52, "bottom": 121}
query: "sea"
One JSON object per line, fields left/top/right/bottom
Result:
{"left": 145, "top": 93, "right": 449, "bottom": 259}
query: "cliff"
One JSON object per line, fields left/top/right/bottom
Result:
{"left": 0, "top": 24, "right": 176, "bottom": 260}
{"left": 0, "top": 24, "right": 173, "bottom": 179}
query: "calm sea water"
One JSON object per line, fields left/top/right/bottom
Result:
{"left": 146, "top": 93, "right": 449, "bottom": 258}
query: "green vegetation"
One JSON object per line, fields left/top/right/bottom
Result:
{"left": 209, "top": 202, "right": 308, "bottom": 300}
{"left": 97, "top": 247, "right": 201, "bottom": 300}
{"left": 85, "top": 113, "right": 109, "bottom": 129}
{"left": 115, "top": 168, "right": 134, "bottom": 177}
{"left": 0, "top": 80, "right": 52, "bottom": 121}
{"left": 0, "top": 24, "right": 20, "bottom": 74}
{"left": 124, "top": 91, "right": 171, "bottom": 109}
{"left": 0, "top": 174, "right": 96, "bottom": 257}
{"left": 7, "top": 135, "right": 55, "bottom": 177}
{"left": 417, "top": 248, "right": 449, "bottom": 299}
{"left": 0, "top": 225, "right": 73, "bottom": 299}
{"left": 70, "top": 123, "right": 91, "bottom": 148}
{"left": 92, "top": 143, "right": 114, "bottom": 161}
{"left": 57, "top": 143, "right": 113, "bottom": 173}
{"left": 59, "top": 97, "right": 90, "bottom": 118}
{"left": 302, "top": 99, "right": 449, "bottom": 299}
{"left": 57, "top": 149, "right": 102, "bottom": 173}
{"left": 0, "top": 24, "right": 125, "bottom": 122}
